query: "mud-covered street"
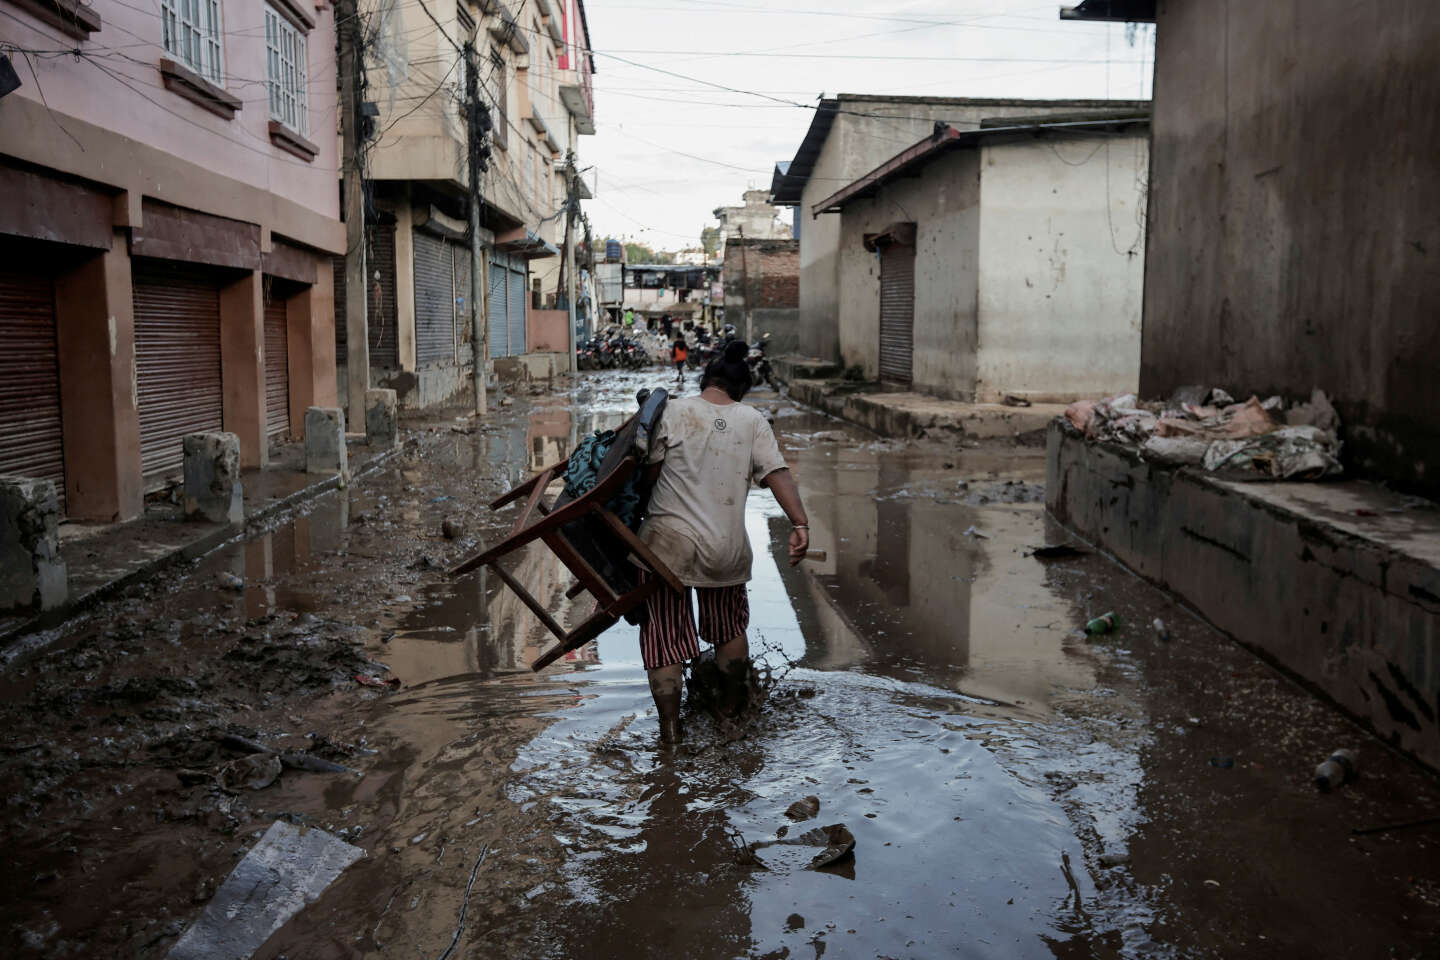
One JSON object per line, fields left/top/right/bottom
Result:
{"left": 3, "top": 372, "right": 1438, "bottom": 959}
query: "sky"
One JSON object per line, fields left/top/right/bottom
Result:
{"left": 576, "top": 0, "right": 1155, "bottom": 251}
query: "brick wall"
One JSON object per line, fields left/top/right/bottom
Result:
{"left": 723, "top": 239, "right": 799, "bottom": 309}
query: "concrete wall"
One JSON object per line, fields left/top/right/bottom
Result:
{"left": 1143, "top": 0, "right": 1440, "bottom": 497}
{"left": 974, "top": 135, "right": 1146, "bottom": 402}
{"left": 1047, "top": 421, "right": 1440, "bottom": 770}
{"left": 794, "top": 97, "right": 1148, "bottom": 365}
{"left": 834, "top": 149, "right": 982, "bottom": 398}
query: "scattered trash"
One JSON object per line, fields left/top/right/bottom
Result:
{"left": 216, "top": 572, "right": 244, "bottom": 592}
{"left": 1066, "top": 389, "right": 1343, "bottom": 481}
{"left": 1084, "top": 612, "right": 1118, "bottom": 635}
{"left": 1029, "top": 544, "right": 1088, "bottom": 560}
{"left": 431, "top": 495, "right": 451, "bottom": 503}
{"left": 167, "top": 821, "right": 363, "bottom": 960}
{"left": 1002, "top": 394, "right": 1032, "bottom": 407}
{"left": 1202, "top": 879, "right": 1222, "bottom": 888}
{"left": 441, "top": 517, "right": 466, "bottom": 539}
{"left": 218, "top": 754, "right": 282, "bottom": 792}
{"left": 785, "top": 796, "right": 821, "bottom": 821}
{"left": 1152, "top": 618, "right": 1170, "bottom": 642}
{"left": 799, "top": 824, "right": 856, "bottom": 870}
{"left": 355, "top": 674, "right": 402, "bottom": 690}
{"left": 1314, "top": 748, "right": 1358, "bottom": 791}
{"left": 1208, "top": 756, "right": 1235, "bottom": 769}
{"left": 963, "top": 525, "right": 989, "bottom": 539}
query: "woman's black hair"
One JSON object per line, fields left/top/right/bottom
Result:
{"left": 701, "top": 340, "right": 751, "bottom": 400}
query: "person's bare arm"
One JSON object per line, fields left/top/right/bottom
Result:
{"left": 762, "top": 468, "right": 809, "bottom": 565}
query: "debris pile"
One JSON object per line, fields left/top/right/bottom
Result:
{"left": 1064, "top": 387, "right": 1343, "bottom": 481}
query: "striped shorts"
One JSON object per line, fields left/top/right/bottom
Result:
{"left": 638, "top": 583, "right": 749, "bottom": 670}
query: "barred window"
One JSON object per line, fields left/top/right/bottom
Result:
{"left": 160, "top": 0, "right": 224, "bottom": 85}
{"left": 265, "top": 6, "right": 308, "bottom": 135}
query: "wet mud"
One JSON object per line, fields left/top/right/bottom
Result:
{"left": 1, "top": 371, "right": 1438, "bottom": 958}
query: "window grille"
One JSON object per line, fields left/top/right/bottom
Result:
{"left": 265, "top": 6, "right": 309, "bottom": 135}
{"left": 161, "top": 0, "right": 225, "bottom": 85}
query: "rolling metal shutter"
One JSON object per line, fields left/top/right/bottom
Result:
{"left": 368, "top": 224, "right": 399, "bottom": 368}
{"left": 133, "top": 261, "right": 224, "bottom": 482}
{"left": 453, "top": 243, "right": 470, "bottom": 359}
{"left": 488, "top": 257, "right": 509, "bottom": 358}
{"left": 878, "top": 242, "right": 915, "bottom": 386}
{"left": 0, "top": 265, "right": 65, "bottom": 507}
{"left": 263, "top": 294, "right": 290, "bottom": 437}
{"left": 413, "top": 230, "right": 454, "bottom": 366}
{"left": 505, "top": 259, "right": 527, "bottom": 357}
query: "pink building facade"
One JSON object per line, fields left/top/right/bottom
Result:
{"left": 0, "top": 0, "right": 344, "bottom": 522}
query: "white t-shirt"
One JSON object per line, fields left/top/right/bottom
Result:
{"left": 637, "top": 396, "right": 788, "bottom": 588}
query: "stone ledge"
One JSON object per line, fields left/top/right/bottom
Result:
{"left": 1045, "top": 418, "right": 1440, "bottom": 770}
{"left": 786, "top": 378, "right": 1064, "bottom": 441}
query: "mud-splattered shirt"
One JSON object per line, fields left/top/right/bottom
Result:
{"left": 637, "top": 396, "right": 788, "bottom": 587}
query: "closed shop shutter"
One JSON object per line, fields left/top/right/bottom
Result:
{"left": 453, "top": 243, "right": 470, "bottom": 359}
{"left": 133, "top": 261, "right": 224, "bottom": 482}
{"left": 506, "top": 261, "right": 527, "bottom": 357}
{"left": 878, "top": 242, "right": 915, "bottom": 386}
{"left": 263, "top": 295, "right": 290, "bottom": 437}
{"left": 368, "top": 224, "right": 399, "bottom": 368}
{"left": 488, "top": 257, "right": 509, "bottom": 358}
{"left": 413, "top": 230, "right": 454, "bottom": 366}
{"left": 0, "top": 265, "right": 65, "bottom": 508}
{"left": 331, "top": 254, "right": 346, "bottom": 358}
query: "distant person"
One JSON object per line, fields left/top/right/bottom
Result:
{"left": 671, "top": 337, "right": 688, "bottom": 383}
{"left": 661, "top": 313, "right": 674, "bottom": 339}
{"left": 623, "top": 308, "right": 635, "bottom": 329}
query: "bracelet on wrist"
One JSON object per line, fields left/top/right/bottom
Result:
{"left": 793, "top": 523, "right": 809, "bottom": 529}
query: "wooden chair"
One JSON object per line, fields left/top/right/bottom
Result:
{"left": 450, "top": 389, "right": 682, "bottom": 671}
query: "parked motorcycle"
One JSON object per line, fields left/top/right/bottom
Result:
{"left": 747, "top": 332, "right": 775, "bottom": 389}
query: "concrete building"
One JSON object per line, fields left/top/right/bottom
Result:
{"left": 0, "top": 0, "right": 344, "bottom": 523}
{"left": 355, "top": 0, "right": 595, "bottom": 408}
{"left": 713, "top": 189, "right": 791, "bottom": 247}
{"left": 812, "top": 117, "right": 1149, "bottom": 401}
{"left": 1047, "top": 0, "right": 1440, "bottom": 769}
{"left": 722, "top": 238, "right": 800, "bottom": 353}
{"left": 771, "top": 95, "right": 1150, "bottom": 363}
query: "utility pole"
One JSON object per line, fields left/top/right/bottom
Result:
{"left": 736, "top": 225, "right": 751, "bottom": 342}
{"left": 337, "top": 0, "right": 369, "bottom": 427}
{"left": 464, "top": 42, "right": 487, "bottom": 416}
{"left": 560, "top": 154, "right": 579, "bottom": 374}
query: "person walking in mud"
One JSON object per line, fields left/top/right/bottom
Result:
{"left": 671, "top": 337, "right": 688, "bottom": 385}
{"left": 637, "top": 340, "right": 810, "bottom": 744}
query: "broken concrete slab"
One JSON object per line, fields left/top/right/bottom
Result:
{"left": 304, "top": 407, "right": 347, "bottom": 475}
{"left": 1046, "top": 418, "right": 1440, "bottom": 769}
{"left": 0, "top": 476, "right": 67, "bottom": 613}
{"left": 183, "top": 432, "right": 244, "bottom": 524}
{"left": 786, "top": 379, "right": 1065, "bottom": 441}
{"left": 168, "top": 820, "right": 363, "bottom": 960}
{"left": 364, "top": 389, "right": 398, "bottom": 449}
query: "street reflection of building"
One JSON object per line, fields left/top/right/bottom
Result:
{"left": 778, "top": 449, "right": 1093, "bottom": 713}
{"left": 527, "top": 403, "right": 576, "bottom": 473}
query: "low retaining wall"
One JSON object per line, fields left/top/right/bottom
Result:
{"left": 1046, "top": 419, "right": 1440, "bottom": 769}
{"left": 786, "top": 379, "right": 1059, "bottom": 441}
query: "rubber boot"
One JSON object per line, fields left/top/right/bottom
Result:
{"left": 654, "top": 690, "right": 684, "bottom": 744}
{"left": 717, "top": 658, "right": 753, "bottom": 719}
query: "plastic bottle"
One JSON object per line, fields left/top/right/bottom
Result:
{"left": 1085, "top": 612, "right": 1118, "bottom": 635}
{"left": 1313, "top": 748, "right": 1358, "bottom": 791}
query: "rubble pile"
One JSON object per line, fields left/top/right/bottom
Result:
{"left": 1065, "top": 386, "right": 1344, "bottom": 481}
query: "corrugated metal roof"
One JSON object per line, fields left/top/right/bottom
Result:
{"left": 770, "top": 100, "right": 838, "bottom": 206}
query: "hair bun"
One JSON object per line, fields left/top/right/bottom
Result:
{"left": 723, "top": 340, "right": 748, "bottom": 363}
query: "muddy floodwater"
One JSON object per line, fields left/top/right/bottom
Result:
{"left": 3, "top": 371, "right": 1438, "bottom": 959}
